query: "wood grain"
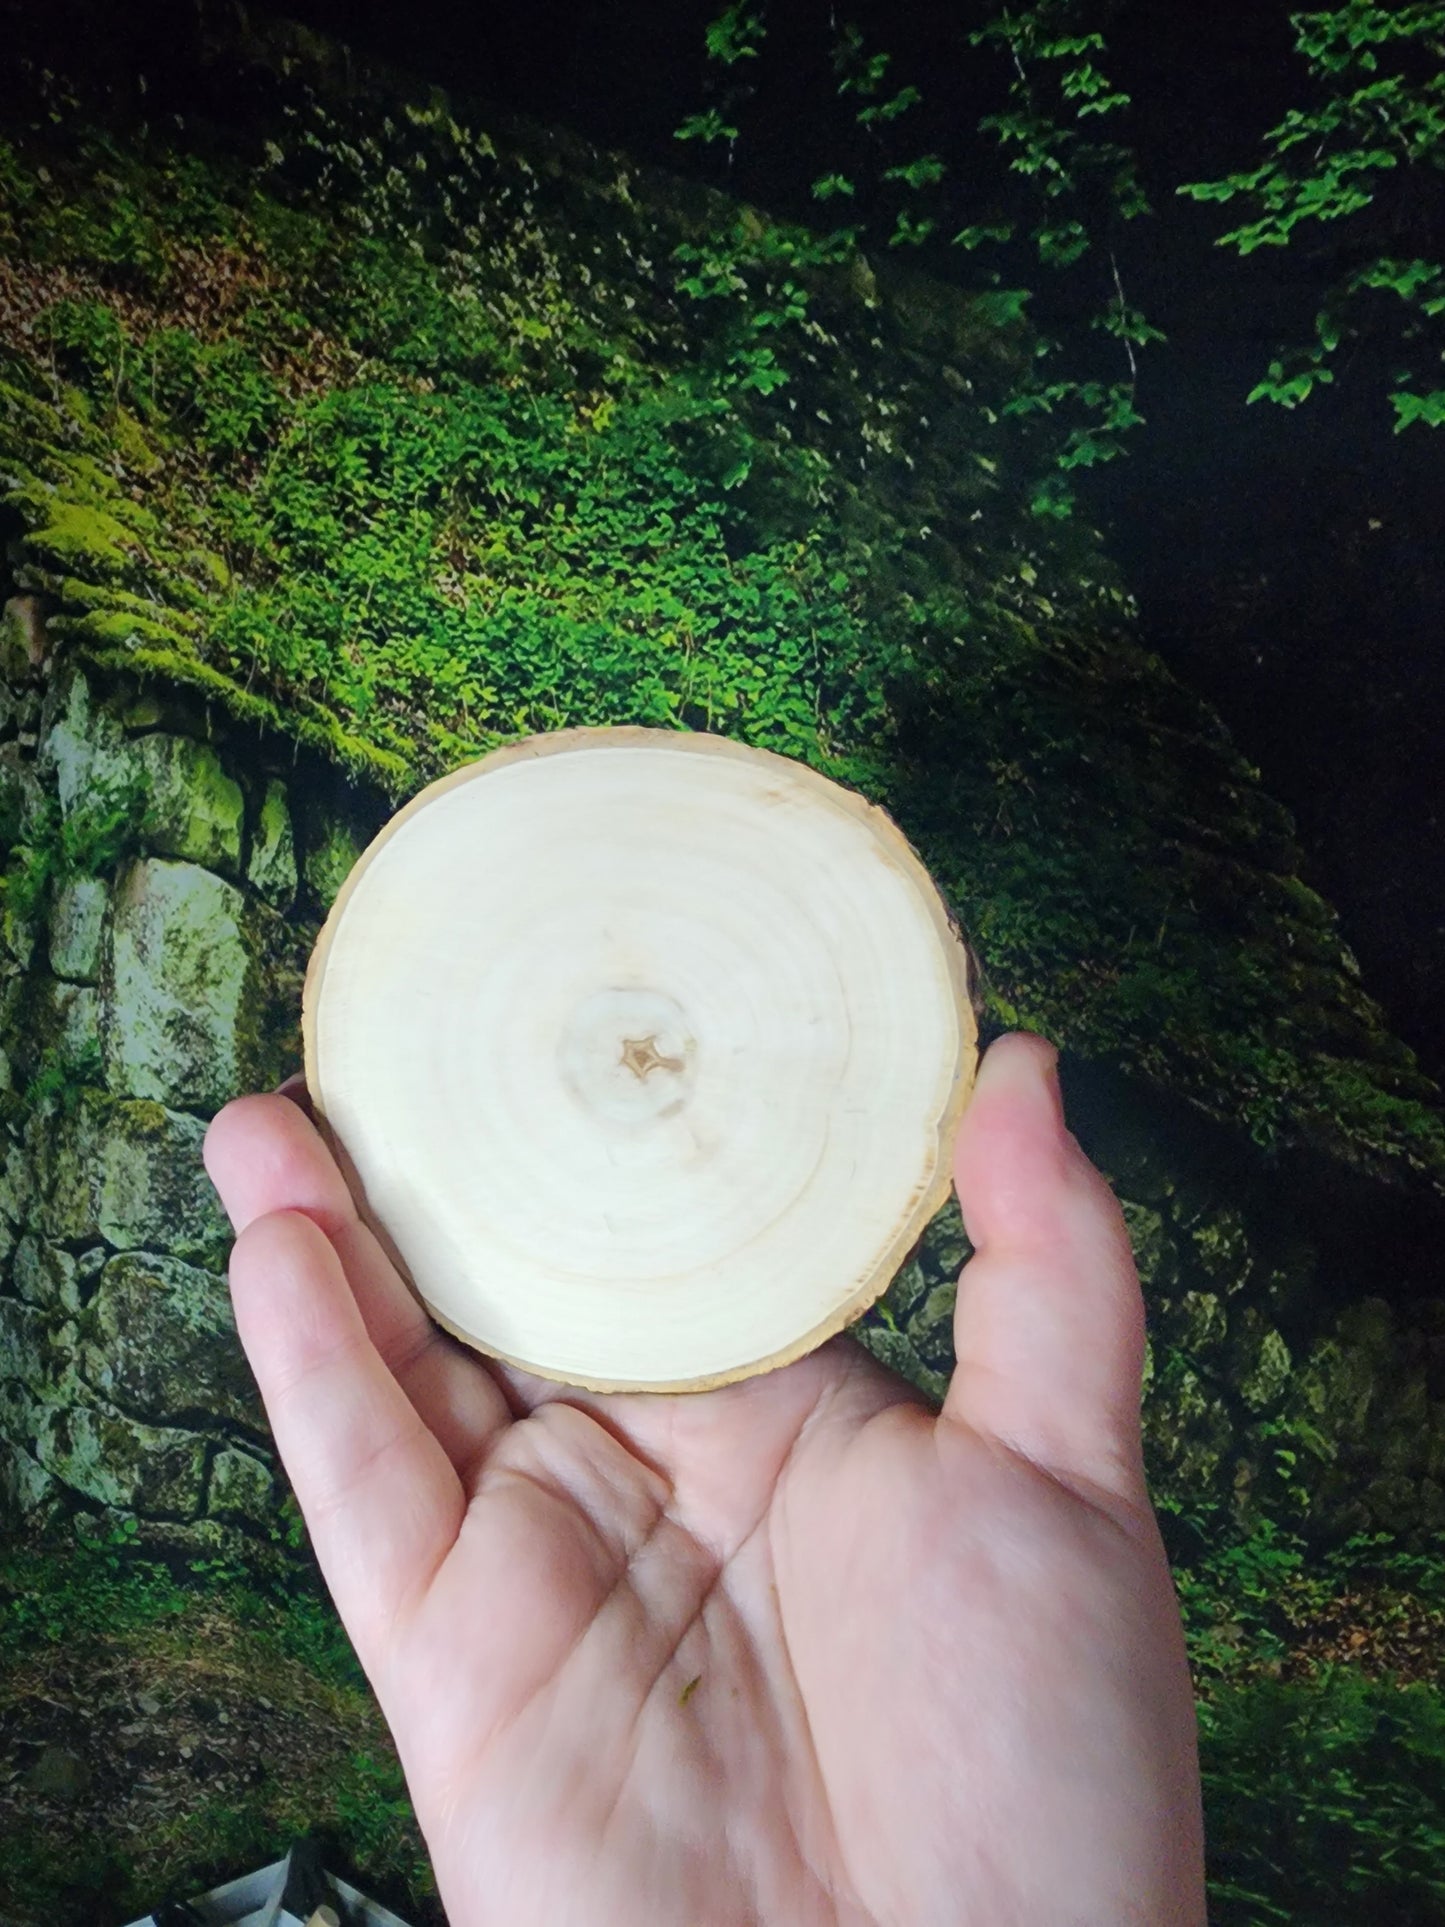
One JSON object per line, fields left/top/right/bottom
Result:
{"left": 302, "top": 728, "right": 979, "bottom": 1392}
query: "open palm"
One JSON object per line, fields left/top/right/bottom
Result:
{"left": 204, "top": 1032, "right": 1204, "bottom": 1927}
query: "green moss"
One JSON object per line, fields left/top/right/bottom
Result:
{"left": 110, "top": 404, "right": 162, "bottom": 474}
{"left": 17, "top": 498, "right": 142, "bottom": 579}
{"left": 54, "top": 576, "right": 202, "bottom": 635}
{"left": 0, "top": 51, "right": 1440, "bottom": 1184}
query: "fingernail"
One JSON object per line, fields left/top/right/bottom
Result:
{"left": 991, "top": 1031, "right": 1064, "bottom": 1127}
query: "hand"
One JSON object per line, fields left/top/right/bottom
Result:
{"left": 203, "top": 1031, "right": 1205, "bottom": 1927}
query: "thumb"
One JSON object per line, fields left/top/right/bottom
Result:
{"left": 942, "top": 1032, "right": 1148, "bottom": 1510}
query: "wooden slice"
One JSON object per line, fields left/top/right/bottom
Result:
{"left": 302, "top": 728, "right": 980, "bottom": 1392}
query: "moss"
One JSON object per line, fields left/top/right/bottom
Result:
{"left": 302, "top": 814, "right": 366, "bottom": 910}
{"left": 0, "top": 37, "right": 1439, "bottom": 1189}
{"left": 82, "top": 644, "right": 412, "bottom": 790}
{"left": 54, "top": 575, "right": 203, "bottom": 636}
{"left": 246, "top": 778, "right": 297, "bottom": 907}
{"left": 110, "top": 404, "right": 161, "bottom": 474}
{"left": 17, "top": 498, "right": 143, "bottom": 580}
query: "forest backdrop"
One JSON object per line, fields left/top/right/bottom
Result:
{"left": 0, "top": 3, "right": 1442, "bottom": 1924}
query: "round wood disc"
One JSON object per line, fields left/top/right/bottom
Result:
{"left": 302, "top": 727, "right": 979, "bottom": 1392}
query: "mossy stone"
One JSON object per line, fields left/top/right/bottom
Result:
{"left": 302, "top": 810, "right": 366, "bottom": 910}
{"left": 1189, "top": 1205, "right": 1254, "bottom": 1297}
{"left": 38, "top": 661, "right": 135, "bottom": 813}
{"left": 207, "top": 1446, "right": 276, "bottom": 1524}
{"left": 131, "top": 732, "right": 244, "bottom": 874}
{"left": 1121, "top": 1199, "right": 1168, "bottom": 1291}
{"left": 31, "top": 1399, "right": 209, "bottom": 1517}
{"left": 0, "top": 1445, "right": 61, "bottom": 1519}
{"left": 32, "top": 977, "right": 101, "bottom": 1065}
{"left": 39, "top": 1090, "right": 228, "bottom": 1265}
{"left": 247, "top": 777, "right": 298, "bottom": 908}
{"left": 48, "top": 874, "right": 110, "bottom": 980}
{"left": 0, "top": 741, "right": 47, "bottom": 847}
{"left": 119, "top": 689, "right": 164, "bottom": 729}
{"left": 0, "top": 595, "right": 46, "bottom": 681}
{"left": 0, "top": 1294, "right": 51, "bottom": 1384}
{"left": 1142, "top": 1361, "right": 1234, "bottom": 1493}
{"left": 111, "top": 406, "right": 161, "bottom": 475}
{"left": 11, "top": 1233, "right": 81, "bottom": 1313}
{"left": 0, "top": 1136, "right": 37, "bottom": 1225}
{"left": 101, "top": 857, "right": 259, "bottom": 1108}
{"left": 1172, "top": 1289, "right": 1228, "bottom": 1357}
{"left": 79, "top": 1251, "right": 262, "bottom": 1432}
{"left": 851, "top": 1318, "right": 949, "bottom": 1405}
{"left": 1233, "top": 1313, "right": 1292, "bottom": 1413}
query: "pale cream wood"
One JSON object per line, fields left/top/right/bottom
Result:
{"left": 302, "top": 727, "right": 979, "bottom": 1392}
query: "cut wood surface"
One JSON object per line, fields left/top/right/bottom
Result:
{"left": 302, "top": 727, "right": 980, "bottom": 1392}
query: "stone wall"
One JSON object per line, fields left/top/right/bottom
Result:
{"left": 0, "top": 605, "right": 383, "bottom": 1560}
{"left": 866, "top": 1069, "right": 1445, "bottom": 1544}
{"left": 3, "top": 612, "right": 1444, "bottom": 1559}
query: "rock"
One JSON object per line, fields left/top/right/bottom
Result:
{"left": 1173, "top": 1289, "right": 1227, "bottom": 1356}
{"left": 37, "top": 661, "right": 134, "bottom": 814}
{"left": 24, "top": 1744, "right": 90, "bottom": 1802}
{"left": 1, "top": 595, "right": 48, "bottom": 678}
{"left": 12, "top": 688, "right": 42, "bottom": 733}
{"left": 208, "top": 1445, "right": 275, "bottom": 1522}
{"left": 39, "top": 1090, "right": 229, "bottom": 1266}
{"left": 0, "top": 740, "right": 47, "bottom": 847}
{"left": 1232, "top": 1311, "right": 1292, "bottom": 1412}
{"left": 1294, "top": 1301, "right": 1394, "bottom": 1443}
{"left": 32, "top": 977, "right": 101, "bottom": 1065}
{"left": 1188, "top": 1205, "right": 1254, "bottom": 1297}
{"left": 32, "top": 1399, "right": 210, "bottom": 1517}
{"left": 1121, "top": 1199, "right": 1168, "bottom": 1291}
{"left": 302, "top": 809, "right": 366, "bottom": 910}
{"left": 119, "top": 690, "right": 164, "bottom": 729}
{"left": 0, "top": 1446, "right": 61, "bottom": 1517}
{"left": 1142, "top": 1361, "right": 1235, "bottom": 1493}
{"left": 48, "top": 874, "right": 109, "bottom": 980}
{"left": 917, "top": 1201, "right": 972, "bottom": 1282}
{"left": 0, "top": 1136, "right": 36, "bottom": 1225}
{"left": 101, "top": 857, "right": 272, "bottom": 1108}
{"left": 880, "top": 1256, "right": 927, "bottom": 1328}
{"left": 131, "top": 732, "right": 244, "bottom": 875}
{"left": 80, "top": 1251, "right": 263, "bottom": 1431}
{"left": 920, "top": 1278, "right": 959, "bottom": 1330}
{"left": 0, "top": 1294, "right": 51, "bottom": 1383}
{"left": 11, "top": 1233, "right": 81, "bottom": 1312}
{"left": 247, "top": 777, "right": 298, "bottom": 908}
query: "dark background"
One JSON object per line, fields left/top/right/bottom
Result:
{"left": 48, "top": 0, "right": 1445, "bottom": 1087}
{"left": 284, "top": 0, "right": 1445, "bottom": 1090}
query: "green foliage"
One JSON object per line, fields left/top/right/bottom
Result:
{"left": 0, "top": 33, "right": 1440, "bottom": 1186}
{"left": 0, "top": 1528, "right": 188, "bottom": 1647}
{"left": 1202, "top": 1674, "right": 1445, "bottom": 1926}
{"left": 33, "top": 295, "right": 128, "bottom": 393}
{"left": 0, "top": 1531, "right": 434, "bottom": 1915}
{"left": 677, "top": 3, "right": 1155, "bottom": 520}
{"left": 1179, "top": 2, "right": 1445, "bottom": 429}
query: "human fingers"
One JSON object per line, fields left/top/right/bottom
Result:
{"left": 225, "top": 1206, "right": 466, "bottom": 1680}
{"left": 942, "top": 1032, "right": 1148, "bottom": 1514}
{"left": 203, "top": 1090, "right": 514, "bottom": 1475}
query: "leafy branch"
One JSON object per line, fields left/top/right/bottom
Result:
{"left": 1179, "top": 1, "right": 1445, "bottom": 430}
